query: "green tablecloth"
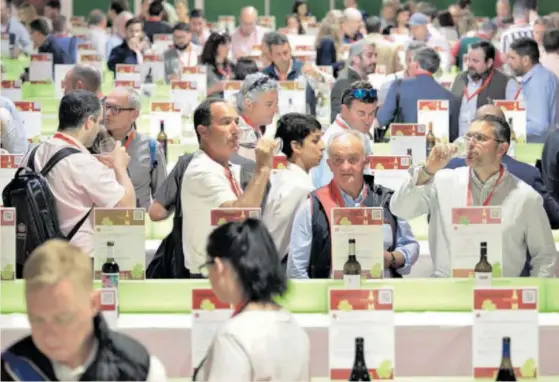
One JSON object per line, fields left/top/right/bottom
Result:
{"left": 2, "top": 279, "right": 558, "bottom": 314}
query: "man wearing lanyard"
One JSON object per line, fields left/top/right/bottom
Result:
{"left": 235, "top": 73, "right": 279, "bottom": 160}
{"left": 311, "top": 81, "right": 378, "bottom": 189}
{"left": 390, "top": 114, "right": 558, "bottom": 277}
{"left": 103, "top": 87, "right": 167, "bottom": 209}
{"left": 450, "top": 41, "right": 520, "bottom": 137}
{"left": 288, "top": 131, "right": 419, "bottom": 279}
{"left": 181, "top": 98, "right": 277, "bottom": 278}
{"left": 230, "top": 6, "right": 265, "bottom": 61}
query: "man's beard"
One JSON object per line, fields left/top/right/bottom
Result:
{"left": 469, "top": 67, "right": 490, "bottom": 81}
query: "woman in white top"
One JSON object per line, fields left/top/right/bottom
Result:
{"left": 193, "top": 219, "right": 310, "bottom": 381}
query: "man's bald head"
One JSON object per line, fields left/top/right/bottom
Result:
{"left": 328, "top": 131, "right": 366, "bottom": 158}
{"left": 239, "top": 6, "right": 258, "bottom": 35}
{"left": 64, "top": 65, "right": 102, "bottom": 97}
{"left": 240, "top": 6, "right": 258, "bottom": 19}
{"left": 474, "top": 104, "right": 506, "bottom": 120}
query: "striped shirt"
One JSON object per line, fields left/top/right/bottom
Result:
{"left": 500, "top": 24, "right": 534, "bottom": 53}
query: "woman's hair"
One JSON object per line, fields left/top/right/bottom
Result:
{"left": 206, "top": 219, "right": 287, "bottom": 302}
{"left": 437, "top": 11, "right": 454, "bottom": 28}
{"left": 315, "top": 14, "right": 343, "bottom": 59}
{"left": 233, "top": 57, "right": 259, "bottom": 80}
{"left": 286, "top": 14, "right": 305, "bottom": 35}
{"left": 457, "top": 10, "right": 478, "bottom": 36}
{"left": 291, "top": 0, "right": 308, "bottom": 16}
{"left": 200, "top": 32, "right": 232, "bottom": 68}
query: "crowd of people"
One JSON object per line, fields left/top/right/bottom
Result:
{"left": 1, "top": 0, "right": 559, "bottom": 380}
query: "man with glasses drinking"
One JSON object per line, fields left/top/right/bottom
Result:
{"left": 390, "top": 114, "right": 558, "bottom": 277}
{"left": 103, "top": 87, "right": 167, "bottom": 209}
{"left": 311, "top": 80, "right": 378, "bottom": 189}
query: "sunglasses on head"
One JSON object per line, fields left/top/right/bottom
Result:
{"left": 247, "top": 76, "right": 269, "bottom": 92}
{"left": 342, "top": 88, "right": 378, "bottom": 103}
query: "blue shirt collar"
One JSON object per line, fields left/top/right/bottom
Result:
{"left": 522, "top": 63, "right": 542, "bottom": 84}
{"left": 337, "top": 183, "right": 367, "bottom": 206}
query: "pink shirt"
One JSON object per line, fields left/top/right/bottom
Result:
{"left": 22, "top": 134, "right": 125, "bottom": 255}
{"left": 230, "top": 26, "right": 265, "bottom": 60}
{"left": 541, "top": 53, "right": 559, "bottom": 80}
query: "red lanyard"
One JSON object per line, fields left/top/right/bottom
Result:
{"left": 225, "top": 167, "right": 242, "bottom": 197}
{"left": 123, "top": 130, "right": 135, "bottom": 149}
{"left": 231, "top": 301, "right": 248, "bottom": 317}
{"left": 513, "top": 86, "right": 522, "bottom": 100}
{"left": 276, "top": 71, "right": 288, "bottom": 81}
{"left": 464, "top": 70, "right": 495, "bottom": 101}
{"left": 330, "top": 181, "right": 368, "bottom": 207}
{"left": 334, "top": 118, "right": 349, "bottom": 130}
{"left": 216, "top": 64, "right": 231, "bottom": 79}
{"left": 466, "top": 166, "right": 504, "bottom": 206}
{"left": 53, "top": 133, "right": 81, "bottom": 149}
{"left": 242, "top": 115, "right": 262, "bottom": 136}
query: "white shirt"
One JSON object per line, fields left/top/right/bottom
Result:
{"left": 181, "top": 150, "right": 241, "bottom": 271}
{"left": 193, "top": 309, "right": 310, "bottom": 381}
{"left": 88, "top": 26, "right": 108, "bottom": 60}
{"left": 52, "top": 339, "right": 168, "bottom": 381}
{"left": 21, "top": 134, "right": 125, "bottom": 255}
{"left": 263, "top": 163, "right": 314, "bottom": 258}
{"left": 390, "top": 166, "right": 558, "bottom": 277}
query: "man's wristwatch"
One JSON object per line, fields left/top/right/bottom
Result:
{"left": 388, "top": 252, "right": 398, "bottom": 269}
{"left": 421, "top": 165, "right": 434, "bottom": 177}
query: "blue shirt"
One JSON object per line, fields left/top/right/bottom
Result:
{"left": 287, "top": 184, "right": 420, "bottom": 279}
{"left": 0, "top": 96, "right": 29, "bottom": 154}
{"left": 2, "top": 18, "right": 32, "bottom": 54}
{"left": 521, "top": 64, "right": 559, "bottom": 143}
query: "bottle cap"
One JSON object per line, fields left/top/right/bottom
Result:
{"left": 107, "top": 241, "right": 115, "bottom": 246}
{"left": 349, "top": 238, "right": 356, "bottom": 244}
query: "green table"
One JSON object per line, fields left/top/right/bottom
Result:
{"left": 2, "top": 279, "right": 557, "bottom": 314}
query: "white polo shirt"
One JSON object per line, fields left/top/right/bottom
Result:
{"left": 262, "top": 163, "right": 314, "bottom": 258}
{"left": 21, "top": 133, "right": 125, "bottom": 255}
{"left": 181, "top": 150, "right": 242, "bottom": 271}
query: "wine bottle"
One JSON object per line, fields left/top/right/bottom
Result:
{"left": 101, "top": 241, "right": 120, "bottom": 316}
{"left": 495, "top": 337, "right": 516, "bottom": 381}
{"left": 474, "top": 242, "right": 492, "bottom": 287}
{"left": 343, "top": 239, "right": 361, "bottom": 288}
{"left": 157, "top": 120, "right": 168, "bottom": 161}
{"left": 426, "top": 122, "right": 436, "bottom": 157}
{"left": 406, "top": 148, "right": 413, "bottom": 165}
{"left": 349, "top": 337, "right": 371, "bottom": 381}
{"left": 508, "top": 117, "right": 516, "bottom": 158}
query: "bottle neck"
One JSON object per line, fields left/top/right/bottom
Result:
{"left": 348, "top": 254, "right": 357, "bottom": 261}
{"left": 348, "top": 242, "right": 356, "bottom": 257}
{"left": 502, "top": 340, "right": 511, "bottom": 359}
{"left": 354, "top": 342, "right": 366, "bottom": 365}
{"left": 106, "top": 257, "right": 115, "bottom": 263}
{"left": 480, "top": 253, "right": 488, "bottom": 262}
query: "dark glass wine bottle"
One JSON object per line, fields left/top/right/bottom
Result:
{"left": 349, "top": 337, "right": 371, "bottom": 381}
{"left": 343, "top": 239, "right": 361, "bottom": 288}
{"left": 101, "top": 241, "right": 120, "bottom": 316}
{"left": 474, "top": 241, "right": 492, "bottom": 287}
{"left": 495, "top": 337, "right": 516, "bottom": 381}
{"left": 157, "top": 120, "right": 168, "bottom": 161}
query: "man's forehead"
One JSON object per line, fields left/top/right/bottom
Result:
{"left": 211, "top": 102, "right": 237, "bottom": 119}
{"left": 469, "top": 120, "right": 494, "bottom": 133}
{"left": 107, "top": 90, "right": 128, "bottom": 104}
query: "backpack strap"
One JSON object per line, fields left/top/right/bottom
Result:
{"left": 2, "top": 351, "right": 49, "bottom": 381}
{"left": 148, "top": 138, "right": 157, "bottom": 171}
{"left": 41, "top": 147, "right": 81, "bottom": 177}
{"left": 39, "top": 147, "right": 92, "bottom": 241}
{"left": 26, "top": 145, "right": 40, "bottom": 172}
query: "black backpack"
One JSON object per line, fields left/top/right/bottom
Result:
{"left": 2, "top": 146, "right": 92, "bottom": 277}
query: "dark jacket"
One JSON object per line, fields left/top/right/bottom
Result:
{"left": 38, "top": 35, "right": 73, "bottom": 65}
{"left": 450, "top": 69, "right": 512, "bottom": 112}
{"left": 377, "top": 74, "right": 461, "bottom": 142}
{"left": 308, "top": 175, "right": 401, "bottom": 278}
{"left": 143, "top": 20, "right": 173, "bottom": 43}
{"left": 315, "top": 36, "right": 344, "bottom": 77}
{"left": 108, "top": 41, "right": 138, "bottom": 74}
{"left": 447, "top": 155, "right": 559, "bottom": 229}
{"left": 330, "top": 67, "right": 363, "bottom": 122}
{"left": 262, "top": 59, "right": 317, "bottom": 116}
{"left": 1, "top": 315, "right": 151, "bottom": 381}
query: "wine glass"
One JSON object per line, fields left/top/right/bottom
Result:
{"left": 451, "top": 136, "right": 468, "bottom": 158}
{"left": 273, "top": 138, "right": 283, "bottom": 155}
{"left": 98, "top": 137, "right": 117, "bottom": 154}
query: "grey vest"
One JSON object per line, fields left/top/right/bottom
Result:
{"left": 451, "top": 69, "right": 512, "bottom": 110}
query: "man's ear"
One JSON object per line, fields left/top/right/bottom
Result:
{"left": 196, "top": 124, "right": 208, "bottom": 139}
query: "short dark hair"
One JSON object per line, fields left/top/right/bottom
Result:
{"left": 206, "top": 219, "right": 287, "bottom": 302}
{"left": 193, "top": 98, "right": 227, "bottom": 143}
{"left": 173, "top": 21, "right": 190, "bottom": 33}
{"left": 51, "top": 15, "right": 66, "bottom": 33}
{"left": 341, "top": 80, "right": 378, "bottom": 108}
{"left": 200, "top": 32, "right": 232, "bottom": 68}
{"left": 58, "top": 90, "right": 101, "bottom": 131}
{"left": 87, "top": 10, "right": 106, "bottom": 27}
{"left": 543, "top": 29, "right": 559, "bottom": 53}
{"left": 233, "top": 58, "right": 259, "bottom": 80}
{"left": 148, "top": 0, "right": 164, "bottom": 16}
{"left": 469, "top": 40, "right": 496, "bottom": 62}
{"left": 275, "top": 113, "right": 322, "bottom": 159}
{"left": 510, "top": 37, "right": 540, "bottom": 64}
{"left": 110, "top": 0, "right": 128, "bottom": 14}
{"left": 45, "top": 0, "right": 60, "bottom": 9}
{"left": 472, "top": 113, "right": 511, "bottom": 144}
{"left": 69, "top": 65, "right": 102, "bottom": 94}
{"left": 189, "top": 8, "right": 204, "bottom": 19}
{"left": 263, "top": 32, "right": 289, "bottom": 51}
{"left": 29, "top": 18, "right": 51, "bottom": 35}
{"left": 125, "top": 17, "right": 142, "bottom": 30}
{"left": 365, "top": 16, "right": 382, "bottom": 34}
{"left": 437, "top": 11, "right": 454, "bottom": 27}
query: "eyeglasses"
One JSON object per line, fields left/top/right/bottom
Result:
{"left": 104, "top": 104, "right": 136, "bottom": 114}
{"left": 464, "top": 132, "right": 504, "bottom": 144}
{"left": 330, "top": 156, "right": 363, "bottom": 166}
{"left": 198, "top": 258, "right": 215, "bottom": 277}
{"left": 247, "top": 77, "right": 269, "bottom": 93}
{"left": 342, "top": 88, "right": 378, "bottom": 103}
